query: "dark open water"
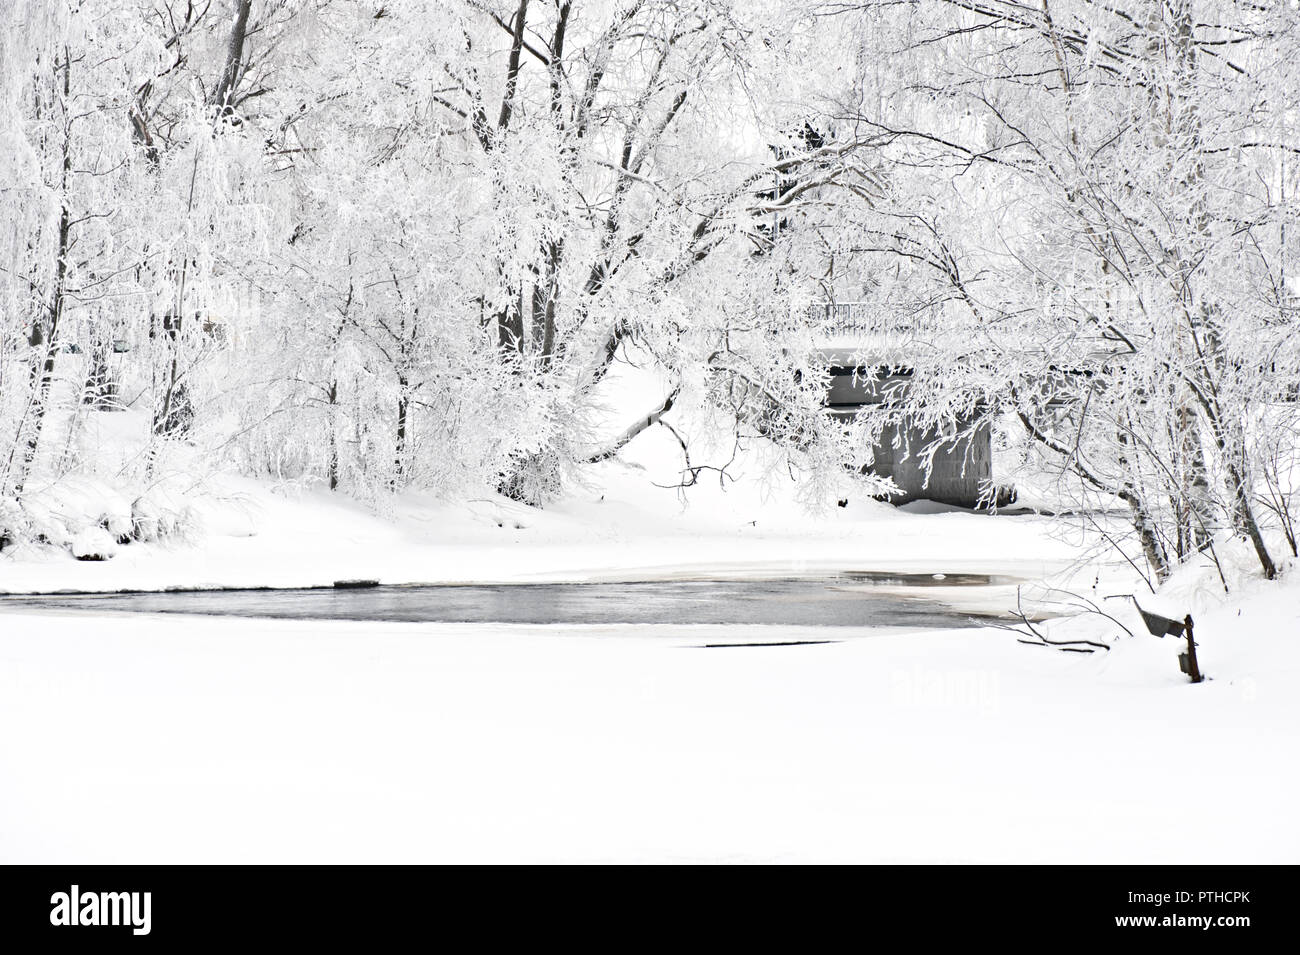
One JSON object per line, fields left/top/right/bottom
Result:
{"left": 0, "top": 571, "right": 1015, "bottom": 629}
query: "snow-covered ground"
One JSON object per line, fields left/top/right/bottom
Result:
{"left": 1, "top": 588, "right": 1295, "bottom": 863}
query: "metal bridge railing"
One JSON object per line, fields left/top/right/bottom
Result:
{"left": 801, "top": 302, "right": 943, "bottom": 343}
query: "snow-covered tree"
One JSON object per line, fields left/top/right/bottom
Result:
{"left": 806, "top": 0, "right": 1300, "bottom": 581}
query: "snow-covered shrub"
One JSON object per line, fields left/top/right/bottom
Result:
{"left": 0, "top": 496, "right": 28, "bottom": 549}
{"left": 131, "top": 483, "right": 200, "bottom": 544}
{"left": 12, "top": 476, "right": 135, "bottom": 556}
{"left": 0, "top": 470, "right": 205, "bottom": 556}
{"left": 70, "top": 527, "right": 118, "bottom": 561}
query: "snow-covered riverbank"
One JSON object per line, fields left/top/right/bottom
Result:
{"left": 0, "top": 436, "right": 1093, "bottom": 595}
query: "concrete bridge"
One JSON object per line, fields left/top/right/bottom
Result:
{"left": 810, "top": 303, "right": 1005, "bottom": 508}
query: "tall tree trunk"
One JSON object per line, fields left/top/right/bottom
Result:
{"left": 394, "top": 373, "right": 409, "bottom": 488}
{"left": 1117, "top": 425, "right": 1171, "bottom": 581}
{"left": 1222, "top": 429, "right": 1277, "bottom": 580}
{"left": 327, "top": 379, "right": 339, "bottom": 492}
{"left": 1194, "top": 313, "right": 1277, "bottom": 579}
{"left": 1172, "top": 403, "right": 1213, "bottom": 559}
{"left": 13, "top": 47, "right": 73, "bottom": 497}
{"left": 211, "top": 0, "right": 253, "bottom": 117}
{"left": 530, "top": 240, "right": 562, "bottom": 367}
{"left": 495, "top": 0, "right": 531, "bottom": 134}
{"left": 154, "top": 317, "right": 183, "bottom": 436}
{"left": 496, "top": 291, "right": 525, "bottom": 356}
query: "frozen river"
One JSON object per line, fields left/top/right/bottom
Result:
{"left": 0, "top": 571, "right": 1016, "bottom": 630}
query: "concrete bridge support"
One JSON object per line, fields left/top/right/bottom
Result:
{"left": 868, "top": 418, "right": 993, "bottom": 507}
{"left": 820, "top": 350, "right": 1000, "bottom": 508}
